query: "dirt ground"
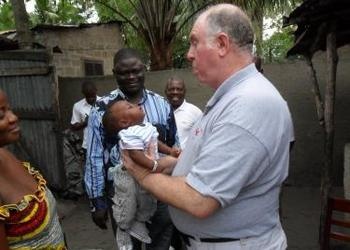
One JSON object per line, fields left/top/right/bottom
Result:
{"left": 58, "top": 187, "right": 340, "bottom": 250}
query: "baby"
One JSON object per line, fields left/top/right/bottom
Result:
{"left": 102, "top": 100, "right": 180, "bottom": 250}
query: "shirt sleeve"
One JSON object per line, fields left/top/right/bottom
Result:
{"left": 84, "top": 106, "right": 105, "bottom": 199}
{"left": 119, "top": 129, "right": 145, "bottom": 150}
{"left": 186, "top": 122, "right": 269, "bottom": 208}
{"left": 70, "top": 103, "right": 81, "bottom": 124}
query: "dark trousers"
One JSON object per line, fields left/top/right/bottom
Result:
{"left": 171, "top": 227, "right": 187, "bottom": 250}
{"left": 132, "top": 201, "right": 174, "bottom": 250}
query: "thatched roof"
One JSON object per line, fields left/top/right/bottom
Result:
{"left": 283, "top": 0, "right": 350, "bottom": 57}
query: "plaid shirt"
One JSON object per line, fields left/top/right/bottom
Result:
{"left": 84, "top": 88, "right": 178, "bottom": 207}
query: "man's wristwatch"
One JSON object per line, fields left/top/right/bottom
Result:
{"left": 152, "top": 160, "right": 158, "bottom": 172}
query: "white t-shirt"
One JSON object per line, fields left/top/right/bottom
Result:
{"left": 174, "top": 100, "right": 202, "bottom": 149}
{"left": 119, "top": 122, "right": 159, "bottom": 161}
{"left": 71, "top": 96, "right": 100, "bottom": 149}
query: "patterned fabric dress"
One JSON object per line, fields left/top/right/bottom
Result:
{"left": 0, "top": 162, "right": 67, "bottom": 250}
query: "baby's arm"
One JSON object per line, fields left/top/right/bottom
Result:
{"left": 128, "top": 149, "right": 177, "bottom": 174}
{"left": 158, "top": 141, "right": 181, "bottom": 158}
{"left": 128, "top": 149, "right": 155, "bottom": 171}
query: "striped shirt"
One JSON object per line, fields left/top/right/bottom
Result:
{"left": 84, "top": 88, "right": 178, "bottom": 203}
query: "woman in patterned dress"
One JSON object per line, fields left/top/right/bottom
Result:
{"left": 0, "top": 89, "right": 67, "bottom": 250}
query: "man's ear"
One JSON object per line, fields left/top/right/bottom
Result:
{"left": 216, "top": 33, "right": 230, "bottom": 56}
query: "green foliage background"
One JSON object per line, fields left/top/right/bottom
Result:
{"left": 0, "top": 1, "right": 15, "bottom": 30}
{"left": 0, "top": 0, "right": 301, "bottom": 66}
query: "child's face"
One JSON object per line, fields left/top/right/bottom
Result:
{"left": 123, "top": 101, "right": 145, "bottom": 125}
{"left": 113, "top": 100, "right": 145, "bottom": 127}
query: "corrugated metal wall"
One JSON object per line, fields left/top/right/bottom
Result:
{"left": 0, "top": 49, "right": 65, "bottom": 190}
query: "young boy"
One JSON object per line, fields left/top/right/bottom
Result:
{"left": 102, "top": 100, "right": 180, "bottom": 250}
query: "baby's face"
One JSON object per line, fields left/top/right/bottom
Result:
{"left": 115, "top": 100, "right": 145, "bottom": 126}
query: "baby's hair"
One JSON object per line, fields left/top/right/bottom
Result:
{"left": 102, "top": 98, "right": 124, "bottom": 135}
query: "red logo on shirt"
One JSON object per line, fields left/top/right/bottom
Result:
{"left": 194, "top": 127, "right": 203, "bottom": 136}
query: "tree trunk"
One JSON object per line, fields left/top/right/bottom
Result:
{"left": 319, "top": 24, "right": 338, "bottom": 247}
{"left": 10, "top": 0, "right": 33, "bottom": 49}
{"left": 250, "top": 6, "right": 264, "bottom": 56}
{"left": 149, "top": 42, "right": 173, "bottom": 71}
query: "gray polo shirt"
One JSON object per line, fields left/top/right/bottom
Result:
{"left": 169, "top": 64, "right": 294, "bottom": 238}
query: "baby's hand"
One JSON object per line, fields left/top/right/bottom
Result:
{"left": 169, "top": 147, "right": 181, "bottom": 158}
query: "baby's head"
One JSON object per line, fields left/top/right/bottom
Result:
{"left": 103, "top": 100, "right": 145, "bottom": 135}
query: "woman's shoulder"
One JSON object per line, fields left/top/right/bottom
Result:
{"left": 0, "top": 149, "right": 27, "bottom": 176}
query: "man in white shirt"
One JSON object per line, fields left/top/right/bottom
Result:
{"left": 71, "top": 81, "right": 100, "bottom": 151}
{"left": 165, "top": 77, "right": 202, "bottom": 149}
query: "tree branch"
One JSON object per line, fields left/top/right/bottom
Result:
{"left": 305, "top": 56, "right": 325, "bottom": 128}
{"left": 94, "top": 0, "right": 139, "bottom": 32}
{"left": 175, "top": 1, "right": 214, "bottom": 39}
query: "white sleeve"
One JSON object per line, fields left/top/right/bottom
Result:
{"left": 71, "top": 103, "right": 82, "bottom": 124}
{"left": 119, "top": 129, "right": 144, "bottom": 150}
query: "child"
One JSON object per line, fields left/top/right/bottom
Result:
{"left": 102, "top": 100, "right": 180, "bottom": 250}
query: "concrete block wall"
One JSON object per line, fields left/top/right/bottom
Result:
{"left": 34, "top": 23, "right": 123, "bottom": 77}
{"left": 59, "top": 45, "right": 350, "bottom": 186}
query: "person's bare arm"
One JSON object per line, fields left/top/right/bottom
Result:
{"left": 128, "top": 149, "right": 154, "bottom": 170}
{"left": 158, "top": 141, "right": 181, "bottom": 157}
{"left": 123, "top": 151, "right": 220, "bottom": 218}
{"left": 71, "top": 115, "right": 88, "bottom": 131}
{"left": 128, "top": 150, "right": 177, "bottom": 173}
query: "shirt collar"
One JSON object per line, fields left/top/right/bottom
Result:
{"left": 204, "top": 63, "right": 257, "bottom": 114}
{"left": 175, "top": 100, "right": 187, "bottom": 112}
{"left": 118, "top": 88, "right": 148, "bottom": 105}
{"left": 82, "top": 98, "right": 92, "bottom": 107}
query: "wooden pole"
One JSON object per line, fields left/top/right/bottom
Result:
{"left": 305, "top": 57, "right": 324, "bottom": 127}
{"left": 319, "top": 22, "right": 338, "bottom": 247}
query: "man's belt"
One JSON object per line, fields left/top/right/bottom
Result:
{"left": 179, "top": 231, "right": 240, "bottom": 246}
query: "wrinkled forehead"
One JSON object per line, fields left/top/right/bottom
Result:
{"left": 190, "top": 14, "right": 209, "bottom": 38}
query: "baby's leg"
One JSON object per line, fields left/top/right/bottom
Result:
{"left": 126, "top": 183, "right": 157, "bottom": 244}
{"left": 135, "top": 183, "right": 157, "bottom": 222}
{"left": 112, "top": 167, "right": 137, "bottom": 230}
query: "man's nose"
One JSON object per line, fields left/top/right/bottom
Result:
{"left": 186, "top": 48, "right": 194, "bottom": 61}
{"left": 127, "top": 72, "right": 136, "bottom": 78}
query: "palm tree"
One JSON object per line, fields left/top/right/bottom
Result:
{"left": 94, "top": 0, "right": 210, "bottom": 70}
{"left": 0, "top": 1, "right": 15, "bottom": 31}
{"left": 10, "top": 0, "right": 33, "bottom": 49}
{"left": 31, "top": 0, "right": 90, "bottom": 25}
{"left": 216, "top": 0, "right": 300, "bottom": 56}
